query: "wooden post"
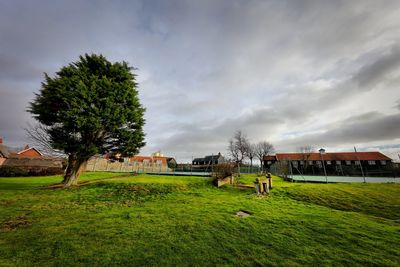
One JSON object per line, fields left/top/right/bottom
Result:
{"left": 92, "top": 157, "right": 97, "bottom": 171}
{"left": 262, "top": 180, "right": 269, "bottom": 194}
{"left": 254, "top": 177, "right": 260, "bottom": 195}
{"left": 267, "top": 173, "right": 272, "bottom": 189}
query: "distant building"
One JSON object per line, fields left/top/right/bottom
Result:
{"left": 264, "top": 151, "right": 393, "bottom": 175}
{"left": 0, "top": 137, "right": 63, "bottom": 171}
{"left": 192, "top": 153, "right": 226, "bottom": 166}
{"left": 12, "top": 145, "right": 43, "bottom": 158}
{"left": 129, "top": 155, "right": 177, "bottom": 168}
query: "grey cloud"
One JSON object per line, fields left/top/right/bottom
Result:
{"left": 276, "top": 111, "right": 400, "bottom": 150}
{"left": 143, "top": 106, "right": 283, "bottom": 159}
{"left": 0, "top": 85, "right": 34, "bottom": 146}
{"left": 353, "top": 46, "right": 400, "bottom": 89}
{"left": 1, "top": 0, "right": 400, "bottom": 160}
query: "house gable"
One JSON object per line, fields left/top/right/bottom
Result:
{"left": 17, "top": 147, "right": 43, "bottom": 158}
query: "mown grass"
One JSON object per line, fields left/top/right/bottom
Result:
{"left": 0, "top": 172, "right": 399, "bottom": 266}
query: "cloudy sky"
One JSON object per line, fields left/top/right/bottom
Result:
{"left": 1, "top": 0, "right": 400, "bottom": 162}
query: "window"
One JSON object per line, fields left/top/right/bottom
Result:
{"left": 156, "top": 160, "right": 162, "bottom": 165}
{"left": 309, "top": 160, "right": 313, "bottom": 165}
{"left": 267, "top": 161, "right": 271, "bottom": 165}
{"left": 316, "top": 161, "right": 322, "bottom": 168}
{"left": 368, "top": 160, "right": 376, "bottom": 165}
{"left": 336, "top": 160, "right": 341, "bottom": 165}
{"left": 381, "top": 160, "right": 387, "bottom": 165}
{"left": 355, "top": 161, "right": 360, "bottom": 165}
{"left": 326, "top": 161, "right": 331, "bottom": 165}
{"left": 300, "top": 161, "right": 304, "bottom": 165}
{"left": 346, "top": 160, "right": 351, "bottom": 165}
{"left": 292, "top": 161, "right": 298, "bottom": 167}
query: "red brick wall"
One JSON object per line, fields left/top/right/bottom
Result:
{"left": 19, "top": 149, "right": 42, "bottom": 158}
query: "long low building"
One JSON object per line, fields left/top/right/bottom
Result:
{"left": 264, "top": 151, "right": 393, "bottom": 176}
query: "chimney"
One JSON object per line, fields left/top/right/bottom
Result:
{"left": 0, "top": 137, "right": 3, "bottom": 144}
{"left": 24, "top": 145, "right": 30, "bottom": 150}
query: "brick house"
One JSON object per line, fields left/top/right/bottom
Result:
{"left": 0, "top": 137, "right": 62, "bottom": 172}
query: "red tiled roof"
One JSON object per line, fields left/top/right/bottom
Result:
{"left": 264, "top": 155, "right": 276, "bottom": 161}
{"left": 129, "top": 156, "right": 169, "bottom": 165}
{"left": 129, "top": 156, "right": 153, "bottom": 162}
{"left": 274, "top": 152, "right": 391, "bottom": 161}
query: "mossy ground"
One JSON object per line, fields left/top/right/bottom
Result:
{"left": 0, "top": 172, "right": 399, "bottom": 266}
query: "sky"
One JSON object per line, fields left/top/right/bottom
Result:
{"left": 1, "top": 0, "right": 400, "bottom": 162}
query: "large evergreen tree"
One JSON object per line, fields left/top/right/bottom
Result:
{"left": 29, "top": 54, "right": 145, "bottom": 187}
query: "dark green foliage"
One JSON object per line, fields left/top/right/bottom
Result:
{"left": 28, "top": 54, "right": 145, "bottom": 185}
{"left": 29, "top": 54, "right": 145, "bottom": 158}
{"left": 0, "top": 166, "right": 28, "bottom": 177}
{"left": 0, "top": 166, "right": 64, "bottom": 177}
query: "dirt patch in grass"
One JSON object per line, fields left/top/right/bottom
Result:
{"left": 1, "top": 215, "right": 31, "bottom": 231}
{"left": 68, "top": 183, "right": 184, "bottom": 208}
{"left": 236, "top": 210, "right": 252, "bottom": 218}
{"left": 46, "top": 173, "right": 135, "bottom": 189}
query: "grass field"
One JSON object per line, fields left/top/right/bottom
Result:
{"left": 0, "top": 172, "right": 399, "bottom": 266}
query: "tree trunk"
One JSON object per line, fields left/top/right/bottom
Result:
{"left": 62, "top": 155, "right": 88, "bottom": 187}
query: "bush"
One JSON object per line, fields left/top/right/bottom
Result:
{"left": 0, "top": 166, "right": 28, "bottom": 177}
{"left": 0, "top": 166, "right": 64, "bottom": 177}
{"left": 212, "top": 163, "right": 234, "bottom": 180}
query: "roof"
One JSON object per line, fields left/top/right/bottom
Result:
{"left": 272, "top": 152, "right": 392, "bottom": 161}
{"left": 194, "top": 153, "right": 223, "bottom": 162}
{"left": 204, "top": 154, "right": 223, "bottom": 161}
{"left": 3, "top": 157, "right": 62, "bottom": 168}
{"left": 0, "top": 144, "right": 43, "bottom": 159}
{"left": 129, "top": 155, "right": 172, "bottom": 165}
{"left": 17, "top": 147, "right": 43, "bottom": 157}
{"left": 0, "top": 144, "right": 11, "bottom": 158}
{"left": 129, "top": 156, "right": 153, "bottom": 162}
{"left": 264, "top": 155, "right": 276, "bottom": 161}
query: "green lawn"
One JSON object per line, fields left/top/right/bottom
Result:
{"left": 0, "top": 172, "right": 399, "bottom": 266}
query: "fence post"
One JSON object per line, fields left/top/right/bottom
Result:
{"left": 92, "top": 157, "right": 96, "bottom": 171}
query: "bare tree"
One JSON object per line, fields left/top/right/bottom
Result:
{"left": 25, "top": 123, "right": 65, "bottom": 157}
{"left": 228, "top": 130, "right": 249, "bottom": 174}
{"left": 255, "top": 141, "right": 275, "bottom": 169}
{"left": 245, "top": 143, "right": 256, "bottom": 168}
